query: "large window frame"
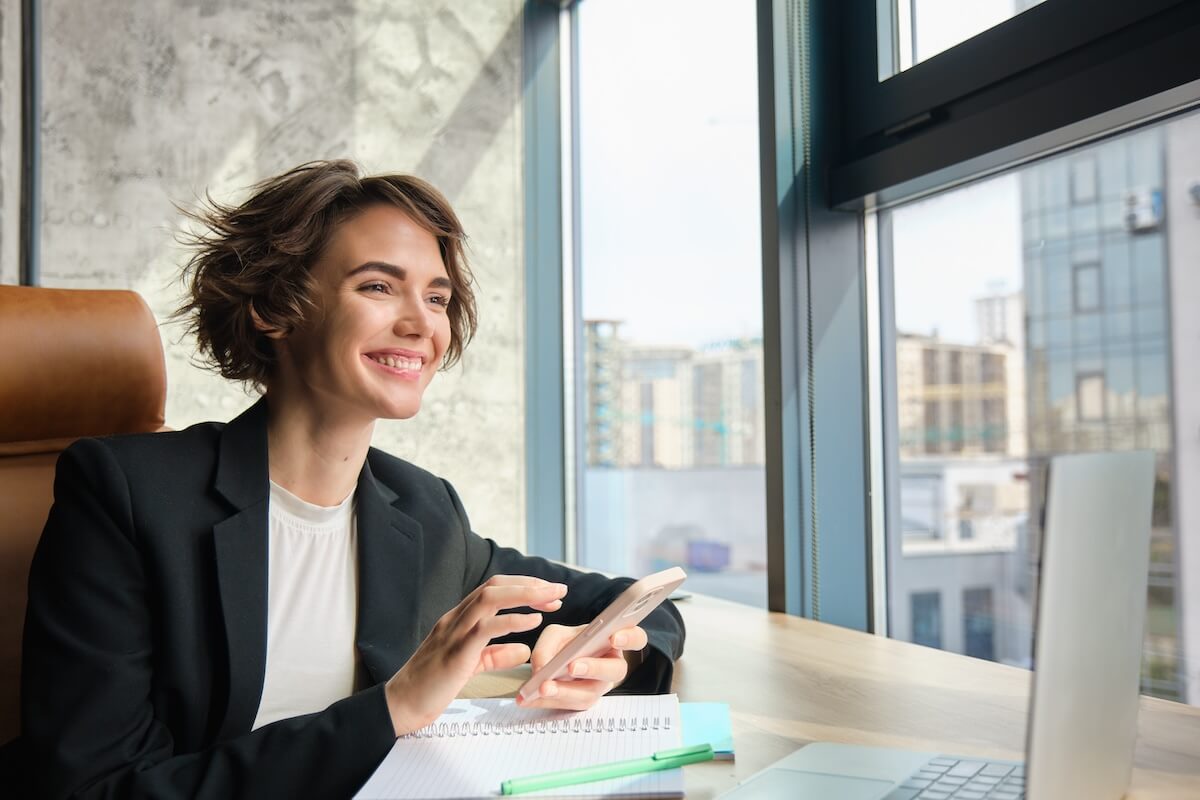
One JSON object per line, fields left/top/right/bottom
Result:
{"left": 523, "top": 0, "right": 1200, "bottom": 641}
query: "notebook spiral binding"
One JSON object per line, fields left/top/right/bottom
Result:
{"left": 403, "top": 715, "right": 672, "bottom": 739}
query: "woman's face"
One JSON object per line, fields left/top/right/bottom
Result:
{"left": 274, "top": 203, "right": 453, "bottom": 423}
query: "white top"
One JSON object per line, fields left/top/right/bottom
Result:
{"left": 251, "top": 481, "right": 360, "bottom": 730}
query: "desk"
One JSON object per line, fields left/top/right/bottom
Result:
{"left": 466, "top": 592, "right": 1200, "bottom": 799}
{"left": 675, "top": 593, "right": 1200, "bottom": 799}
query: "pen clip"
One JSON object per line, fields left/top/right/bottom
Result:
{"left": 652, "top": 743, "right": 714, "bottom": 761}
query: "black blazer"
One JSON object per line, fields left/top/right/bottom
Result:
{"left": 17, "top": 399, "right": 684, "bottom": 799}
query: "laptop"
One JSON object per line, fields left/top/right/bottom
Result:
{"left": 718, "top": 451, "right": 1156, "bottom": 800}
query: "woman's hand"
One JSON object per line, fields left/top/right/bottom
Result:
{"left": 384, "top": 575, "right": 567, "bottom": 736}
{"left": 515, "top": 623, "right": 650, "bottom": 711}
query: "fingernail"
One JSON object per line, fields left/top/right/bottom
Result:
{"left": 613, "top": 633, "right": 628, "bottom": 648}
{"left": 542, "top": 682, "right": 558, "bottom": 697}
{"left": 571, "top": 661, "right": 588, "bottom": 677}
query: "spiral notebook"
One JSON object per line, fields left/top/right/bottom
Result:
{"left": 354, "top": 694, "right": 684, "bottom": 799}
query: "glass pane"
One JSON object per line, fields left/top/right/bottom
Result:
{"left": 575, "top": 0, "right": 765, "bottom": 606}
{"left": 881, "top": 110, "right": 1200, "bottom": 704}
{"left": 911, "top": 592, "right": 943, "bottom": 648}
{"left": 880, "top": 0, "right": 1049, "bottom": 79}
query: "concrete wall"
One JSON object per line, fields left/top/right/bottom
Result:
{"left": 5, "top": 0, "right": 527, "bottom": 547}
{"left": 0, "top": 0, "right": 19, "bottom": 284}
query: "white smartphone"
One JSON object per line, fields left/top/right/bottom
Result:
{"left": 517, "top": 566, "right": 687, "bottom": 703}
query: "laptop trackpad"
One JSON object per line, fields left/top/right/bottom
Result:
{"left": 726, "top": 768, "right": 893, "bottom": 798}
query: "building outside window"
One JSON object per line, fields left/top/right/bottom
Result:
{"left": 882, "top": 110, "right": 1200, "bottom": 702}
{"left": 574, "top": 0, "right": 766, "bottom": 606}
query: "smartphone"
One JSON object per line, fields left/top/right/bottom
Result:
{"left": 517, "top": 566, "right": 687, "bottom": 703}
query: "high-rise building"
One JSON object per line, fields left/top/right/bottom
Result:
{"left": 582, "top": 325, "right": 765, "bottom": 470}
{"left": 1165, "top": 112, "right": 1200, "bottom": 705}
{"left": 896, "top": 333, "right": 1016, "bottom": 459}
{"left": 1019, "top": 125, "right": 1182, "bottom": 700}
{"left": 619, "top": 344, "right": 695, "bottom": 469}
{"left": 582, "top": 320, "right": 624, "bottom": 467}
{"left": 691, "top": 340, "right": 765, "bottom": 467}
{"left": 579, "top": 328, "right": 769, "bottom": 607}
{"left": 891, "top": 311, "right": 1032, "bottom": 667}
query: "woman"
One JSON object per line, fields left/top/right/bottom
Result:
{"left": 20, "top": 161, "right": 685, "bottom": 799}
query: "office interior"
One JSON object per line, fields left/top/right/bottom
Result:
{"left": 2, "top": 0, "right": 1200, "bottom": 795}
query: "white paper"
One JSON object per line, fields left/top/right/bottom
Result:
{"left": 354, "top": 695, "right": 684, "bottom": 799}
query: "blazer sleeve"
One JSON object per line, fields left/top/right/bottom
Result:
{"left": 442, "top": 480, "right": 685, "bottom": 695}
{"left": 21, "top": 439, "right": 397, "bottom": 800}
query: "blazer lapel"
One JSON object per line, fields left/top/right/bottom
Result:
{"left": 211, "top": 398, "right": 271, "bottom": 741}
{"left": 207, "top": 398, "right": 426, "bottom": 733}
{"left": 355, "top": 457, "right": 425, "bottom": 684}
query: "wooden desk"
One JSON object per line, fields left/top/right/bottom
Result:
{"left": 466, "top": 592, "right": 1200, "bottom": 799}
{"left": 672, "top": 593, "right": 1200, "bottom": 799}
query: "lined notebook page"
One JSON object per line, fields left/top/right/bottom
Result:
{"left": 355, "top": 695, "right": 683, "bottom": 799}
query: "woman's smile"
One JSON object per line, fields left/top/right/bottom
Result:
{"left": 362, "top": 351, "right": 424, "bottom": 381}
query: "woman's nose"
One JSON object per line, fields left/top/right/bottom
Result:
{"left": 393, "top": 294, "right": 434, "bottom": 338}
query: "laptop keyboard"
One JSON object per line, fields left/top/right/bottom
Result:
{"left": 882, "top": 756, "right": 1026, "bottom": 800}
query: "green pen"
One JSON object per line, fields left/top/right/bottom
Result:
{"left": 499, "top": 743, "right": 714, "bottom": 796}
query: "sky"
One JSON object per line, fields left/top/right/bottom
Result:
{"left": 577, "top": 1, "right": 1032, "bottom": 349}
{"left": 578, "top": 0, "right": 762, "bottom": 348}
{"left": 891, "top": 174, "right": 1023, "bottom": 344}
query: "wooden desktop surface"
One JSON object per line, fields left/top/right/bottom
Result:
{"left": 464, "top": 592, "right": 1200, "bottom": 799}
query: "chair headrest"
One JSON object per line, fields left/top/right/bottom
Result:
{"left": 0, "top": 285, "right": 167, "bottom": 452}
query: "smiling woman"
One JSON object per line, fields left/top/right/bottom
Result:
{"left": 16, "top": 161, "right": 685, "bottom": 799}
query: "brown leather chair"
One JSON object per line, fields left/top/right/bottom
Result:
{"left": 0, "top": 285, "right": 166, "bottom": 745}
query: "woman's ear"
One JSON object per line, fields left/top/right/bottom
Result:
{"left": 250, "top": 304, "right": 287, "bottom": 340}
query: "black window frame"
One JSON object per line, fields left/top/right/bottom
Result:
{"left": 831, "top": 0, "right": 1200, "bottom": 208}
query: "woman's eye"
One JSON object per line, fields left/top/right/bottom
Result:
{"left": 362, "top": 282, "right": 389, "bottom": 294}
{"left": 428, "top": 295, "right": 450, "bottom": 307}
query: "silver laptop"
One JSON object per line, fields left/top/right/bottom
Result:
{"left": 719, "top": 451, "right": 1156, "bottom": 800}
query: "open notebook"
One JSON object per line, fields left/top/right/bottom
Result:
{"left": 355, "top": 694, "right": 684, "bottom": 799}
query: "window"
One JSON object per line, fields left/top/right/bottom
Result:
{"left": 901, "top": 478, "right": 940, "bottom": 541}
{"left": 1077, "top": 372, "right": 1106, "bottom": 422}
{"left": 1071, "top": 157, "right": 1099, "bottom": 204}
{"left": 911, "top": 592, "right": 943, "bottom": 649}
{"left": 963, "top": 588, "right": 996, "bottom": 660}
{"left": 981, "top": 353, "right": 1004, "bottom": 384}
{"left": 879, "top": 0, "right": 1050, "bottom": 79}
{"left": 923, "top": 400, "right": 941, "bottom": 453}
{"left": 881, "top": 112, "right": 1195, "bottom": 699}
{"left": 948, "top": 400, "right": 964, "bottom": 453}
{"left": 923, "top": 348, "right": 938, "bottom": 384}
{"left": 1073, "top": 262, "right": 1102, "bottom": 312}
{"left": 948, "top": 351, "right": 963, "bottom": 384}
{"left": 574, "top": 0, "right": 765, "bottom": 606}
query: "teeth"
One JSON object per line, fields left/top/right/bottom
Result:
{"left": 369, "top": 354, "right": 421, "bottom": 371}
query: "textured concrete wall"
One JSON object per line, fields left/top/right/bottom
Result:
{"left": 0, "top": 0, "right": 19, "bottom": 285}
{"left": 19, "top": 0, "right": 526, "bottom": 546}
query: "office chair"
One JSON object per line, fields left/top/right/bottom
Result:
{"left": 0, "top": 284, "right": 167, "bottom": 745}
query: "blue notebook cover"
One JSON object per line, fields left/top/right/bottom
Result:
{"left": 680, "top": 702, "right": 734, "bottom": 761}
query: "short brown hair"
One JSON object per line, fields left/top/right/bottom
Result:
{"left": 175, "top": 160, "right": 477, "bottom": 389}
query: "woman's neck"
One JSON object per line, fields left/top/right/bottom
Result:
{"left": 263, "top": 389, "right": 376, "bottom": 507}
